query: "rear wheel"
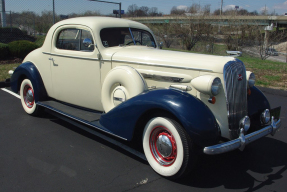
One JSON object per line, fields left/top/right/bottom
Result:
{"left": 143, "top": 116, "right": 197, "bottom": 179}
{"left": 20, "top": 79, "right": 43, "bottom": 116}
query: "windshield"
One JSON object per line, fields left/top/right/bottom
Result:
{"left": 100, "top": 27, "right": 156, "bottom": 48}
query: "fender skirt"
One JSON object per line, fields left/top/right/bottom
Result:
{"left": 10, "top": 62, "right": 47, "bottom": 102}
{"left": 100, "top": 88, "right": 220, "bottom": 147}
{"left": 247, "top": 86, "right": 270, "bottom": 132}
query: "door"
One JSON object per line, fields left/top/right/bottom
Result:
{"left": 50, "top": 26, "right": 103, "bottom": 111}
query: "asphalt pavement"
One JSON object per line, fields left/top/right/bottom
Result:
{"left": 0, "top": 87, "right": 286, "bottom": 192}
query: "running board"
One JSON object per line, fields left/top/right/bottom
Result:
{"left": 37, "top": 100, "right": 127, "bottom": 140}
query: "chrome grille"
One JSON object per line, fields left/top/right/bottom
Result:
{"left": 224, "top": 60, "right": 247, "bottom": 139}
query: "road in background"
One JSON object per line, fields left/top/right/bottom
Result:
{"left": 0, "top": 88, "right": 286, "bottom": 192}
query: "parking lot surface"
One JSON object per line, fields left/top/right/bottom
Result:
{"left": 0, "top": 87, "right": 286, "bottom": 192}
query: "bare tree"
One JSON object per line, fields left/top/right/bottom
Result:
{"left": 203, "top": 4, "right": 211, "bottom": 15}
{"left": 188, "top": 3, "right": 200, "bottom": 14}
{"left": 173, "top": 16, "right": 212, "bottom": 50}
{"left": 148, "top": 7, "right": 162, "bottom": 16}
{"left": 149, "top": 23, "right": 175, "bottom": 48}
{"left": 127, "top": 4, "right": 139, "bottom": 17}
{"left": 170, "top": 6, "right": 185, "bottom": 15}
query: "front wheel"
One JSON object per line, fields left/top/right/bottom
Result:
{"left": 143, "top": 117, "right": 197, "bottom": 179}
{"left": 20, "top": 79, "right": 43, "bottom": 116}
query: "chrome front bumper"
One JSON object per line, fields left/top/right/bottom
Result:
{"left": 204, "top": 117, "right": 282, "bottom": 155}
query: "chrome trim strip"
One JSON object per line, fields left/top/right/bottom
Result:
{"left": 37, "top": 102, "right": 127, "bottom": 140}
{"left": 204, "top": 117, "right": 281, "bottom": 155}
{"left": 43, "top": 52, "right": 99, "bottom": 61}
{"left": 141, "top": 73, "right": 184, "bottom": 83}
{"left": 112, "top": 59, "right": 213, "bottom": 72}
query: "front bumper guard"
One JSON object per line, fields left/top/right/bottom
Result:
{"left": 204, "top": 117, "right": 282, "bottom": 155}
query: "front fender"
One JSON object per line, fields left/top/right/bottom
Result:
{"left": 10, "top": 62, "right": 47, "bottom": 102}
{"left": 100, "top": 89, "right": 220, "bottom": 147}
{"left": 247, "top": 86, "right": 270, "bottom": 131}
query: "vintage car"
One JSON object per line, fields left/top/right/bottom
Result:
{"left": 9, "top": 17, "right": 281, "bottom": 179}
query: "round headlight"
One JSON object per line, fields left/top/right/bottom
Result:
{"left": 239, "top": 116, "right": 250, "bottom": 132}
{"left": 261, "top": 109, "right": 270, "bottom": 124}
{"left": 248, "top": 73, "right": 256, "bottom": 88}
{"left": 211, "top": 77, "right": 222, "bottom": 96}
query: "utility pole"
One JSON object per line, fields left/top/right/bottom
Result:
{"left": 1, "top": 0, "right": 7, "bottom": 27}
{"left": 220, "top": 0, "right": 223, "bottom": 16}
{"left": 53, "top": 0, "right": 55, "bottom": 24}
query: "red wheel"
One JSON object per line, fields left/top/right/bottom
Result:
{"left": 143, "top": 116, "right": 197, "bottom": 179}
{"left": 149, "top": 126, "right": 177, "bottom": 166}
{"left": 23, "top": 84, "right": 35, "bottom": 108}
{"left": 20, "top": 79, "right": 43, "bottom": 116}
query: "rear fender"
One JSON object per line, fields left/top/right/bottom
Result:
{"left": 100, "top": 88, "right": 220, "bottom": 147}
{"left": 10, "top": 62, "right": 47, "bottom": 102}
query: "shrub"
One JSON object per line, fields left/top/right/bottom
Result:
{"left": 35, "top": 36, "right": 46, "bottom": 47}
{"left": 0, "top": 43, "right": 9, "bottom": 60}
{"left": 8, "top": 40, "right": 39, "bottom": 59}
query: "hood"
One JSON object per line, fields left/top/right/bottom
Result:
{"left": 111, "top": 46, "right": 236, "bottom": 74}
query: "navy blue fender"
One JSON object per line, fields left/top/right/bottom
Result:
{"left": 247, "top": 86, "right": 270, "bottom": 131}
{"left": 10, "top": 62, "right": 47, "bottom": 102}
{"left": 100, "top": 89, "right": 220, "bottom": 147}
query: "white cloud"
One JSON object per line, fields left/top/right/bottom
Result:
{"left": 273, "top": 1, "right": 287, "bottom": 9}
{"left": 176, "top": 5, "right": 188, "bottom": 11}
{"left": 223, "top": 5, "right": 235, "bottom": 11}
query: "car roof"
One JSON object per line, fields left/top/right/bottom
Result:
{"left": 54, "top": 16, "right": 149, "bottom": 31}
{"left": 42, "top": 16, "right": 153, "bottom": 52}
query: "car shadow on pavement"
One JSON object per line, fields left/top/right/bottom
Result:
{"left": 177, "top": 137, "right": 287, "bottom": 191}
{"left": 42, "top": 112, "right": 148, "bottom": 165}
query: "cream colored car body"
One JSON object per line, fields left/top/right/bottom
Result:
{"left": 23, "top": 17, "right": 245, "bottom": 140}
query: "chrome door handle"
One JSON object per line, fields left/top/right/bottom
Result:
{"left": 49, "top": 58, "right": 58, "bottom": 66}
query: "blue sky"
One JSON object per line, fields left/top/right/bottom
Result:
{"left": 3, "top": 0, "right": 287, "bottom": 15}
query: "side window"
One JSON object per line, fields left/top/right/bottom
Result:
{"left": 56, "top": 28, "right": 94, "bottom": 51}
{"left": 80, "top": 30, "right": 94, "bottom": 51}
{"left": 131, "top": 29, "right": 156, "bottom": 47}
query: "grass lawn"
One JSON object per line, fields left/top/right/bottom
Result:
{"left": 0, "top": 63, "right": 20, "bottom": 82}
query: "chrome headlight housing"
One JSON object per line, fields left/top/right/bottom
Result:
{"left": 261, "top": 109, "right": 271, "bottom": 124}
{"left": 247, "top": 72, "right": 256, "bottom": 88}
{"left": 239, "top": 116, "right": 251, "bottom": 132}
{"left": 190, "top": 75, "right": 222, "bottom": 96}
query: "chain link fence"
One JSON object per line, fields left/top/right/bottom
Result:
{"left": 0, "top": 0, "right": 120, "bottom": 44}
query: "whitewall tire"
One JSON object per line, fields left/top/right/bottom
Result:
{"left": 143, "top": 117, "right": 196, "bottom": 179}
{"left": 20, "top": 79, "right": 42, "bottom": 116}
{"left": 101, "top": 66, "right": 147, "bottom": 112}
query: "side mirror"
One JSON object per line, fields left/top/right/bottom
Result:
{"left": 159, "top": 42, "right": 163, "bottom": 49}
{"left": 83, "top": 38, "right": 93, "bottom": 47}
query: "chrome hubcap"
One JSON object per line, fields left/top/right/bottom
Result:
{"left": 23, "top": 85, "right": 34, "bottom": 108}
{"left": 150, "top": 126, "right": 177, "bottom": 166}
{"left": 156, "top": 134, "right": 172, "bottom": 157}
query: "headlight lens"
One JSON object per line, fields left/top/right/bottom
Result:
{"left": 248, "top": 73, "right": 256, "bottom": 88}
{"left": 211, "top": 77, "right": 222, "bottom": 96}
